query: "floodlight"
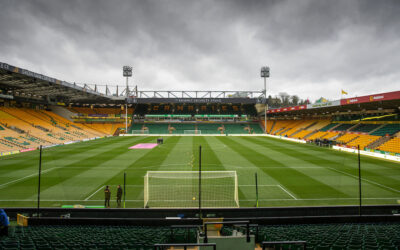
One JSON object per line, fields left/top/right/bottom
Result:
{"left": 260, "top": 66, "right": 270, "bottom": 78}
{"left": 123, "top": 66, "right": 132, "bottom": 77}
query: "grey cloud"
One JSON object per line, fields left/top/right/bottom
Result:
{"left": 0, "top": 0, "right": 399, "bottom": 102}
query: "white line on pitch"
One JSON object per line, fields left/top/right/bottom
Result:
{"left": 0, "top": 197, "right": 399, "bottom": 202}
{"left": 0, "top": 167, "right": 59, "bottom": 189}
{"left": 277, "top": 184, "right": 298, "bottom": 200}
{"left": 327, "top": 167, "right": 400, "bottom": 194}
{"left": 84, "top": 185, "right": 105, "bottom": 201}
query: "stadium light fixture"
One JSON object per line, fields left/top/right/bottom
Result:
{"left": 123, "top": 66, "right": 133, "bottom": 133}
{"left": 260, "top": 66, "right": 270, "bottom": 133}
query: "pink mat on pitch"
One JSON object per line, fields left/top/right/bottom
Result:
{"left": 129, "top": 143, "right": 158, "bottom": 149}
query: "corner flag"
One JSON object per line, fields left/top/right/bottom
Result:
{"left": 341, "top": 90, "right": 348, "bottom": 95}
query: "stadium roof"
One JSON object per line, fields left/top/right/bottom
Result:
{"left": 0, "top": 62, "right": 263, "bottom": 104}
{"left": 265, "top": 91, "right": 400, "bottom": 117}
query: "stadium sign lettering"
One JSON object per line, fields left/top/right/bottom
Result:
{"left": 127, "top": 97, "right": 258, "bottom": 104}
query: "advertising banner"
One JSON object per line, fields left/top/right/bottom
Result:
{"left": 267, "top": 105, "right": 307, "bottom": 114}
{"left": 20, "top": 148, "right": 36, "bottom": 153}
{"left": 341, "top": 91, "right": 400, "bottom": 105}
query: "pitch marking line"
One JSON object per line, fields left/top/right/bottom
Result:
{"left": 84, "top": 185, "right": 105, "bottom": 201}
{"left": 0, "top": 167, "right": 59, "bottom": 189}
{"left": 0, "top": 197, "right": 398, "bottom": 202}
{"left": 327, "top": 167, "right": 400, "bottom": 194}
{"left": 277, "top": 184, "right": 297, "bottom": 200}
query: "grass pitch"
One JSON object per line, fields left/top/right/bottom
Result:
{"left": 0, "top": 136, "right": 399, "bottom": 208}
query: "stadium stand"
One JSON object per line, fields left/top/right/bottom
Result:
{"left": 258, "top": 223, "right": 400, "bottom": 249}
{"left": 0, "top": 107, "right": 109, "bottom": 153}
{"left": 377, "top": 137, "right": 400, "bottom": 154}
{"left": 336, "top": 133, "right": 360, "bottom": 144}
{"left": 344, "top": 135, "right": 381, "bottom": 150}
{"left": 370, "top": 124, "right": 400, "bottom": 136}
{"left": 2, "top": 222, "right": 399, "bottom": 249}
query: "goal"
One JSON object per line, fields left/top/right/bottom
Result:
{"left": 130, "top": 130, "right": 149, "bottom": 134}
{"left": 184, "top": 130, "right": 201, "bottom": 134}
{"left": 144, "top": 171, "right": 239, "bottom": 208}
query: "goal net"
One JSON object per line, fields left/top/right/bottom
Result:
{"left": 144, "top": 171, "right": 238, "bottom": 208}
{"left": 130, "top": 130, "right": 149, "bottom": 134}
{"left": 184, "top": 130, "right": 201, "bottom": 134}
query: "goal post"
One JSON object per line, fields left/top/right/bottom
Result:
{"left": 184, "top": 130, "right": 201, "bottom": 134}
{"left": 144, "top": 171, "right": 238, "bottom": 208}
{"left": 130, "top": 130, "right": 149, "bottom": 134}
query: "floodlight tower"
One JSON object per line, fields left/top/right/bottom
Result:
{"left": 260, "top": 66, "right": 270, "bottom": 133}
{"left": 123, "top": 66, "right": 133, "bottom": 133}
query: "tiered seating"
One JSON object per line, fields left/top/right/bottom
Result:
{"left": 321, "top": 131, "right": 340, "bottom": 139}
{"left": 332, "top": 123, "right": 353, "bottom": 131}
{"left": 1, "top": 225, "right": 195, "bottom": 249}
{"left": 130, "top": 123, "right": 145, "bottom": 133}
{"left": 279, "top": 120, "right": 306, "bottom": 136}
{"left": 307, "top": 131, "right": 328, "bottom": 140}
{"left": 336, "top": 133, "right": 359, "bottom": 143}
{"left": 351, "top": 123, "right": 380, "bottom": 133}
{"left": 319, "top": 123, "right": 337, "bottom": 132}
{"left": 249, "top": 123, "right": 264, "bottom": 134}
{"left": 377, "top": 137, "right": 400, "bottom": 154}
{"left": 259, "top": 223, "right": 400, "bottom": 249}
{"left": 270, "top": 120, "right": 295, "bottom": 134}
{"left": 0, "top": 107, "right": 110, "bottom": 153}
{"left": 224, "top": 124, "right": 247, "bottom": 134}
{"left": 346, "top": 135, "right": 381, "bottom": 149}
{"left": 170, "top": 123, "right": 196, "bottom": 134}
{"left": 280, "top": 120, "right": 313, "bottom": 137}
{"left": 197, "top": 123, "right": 222, "bottom": 134}
{"left": 85, "top": 123, "right": 125, "bottom": 135}
{"left": 144, "top": 124, "right": 169, "bottom": 134}
{"left": 371, "top": 124, "right": 400, "bottom": 136}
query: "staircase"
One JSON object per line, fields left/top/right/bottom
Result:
{"left": 329, "top": 123, "right": 343, "bottom": 131}
{"left": 347, "top": 136, "right": 360, "bottom": 144}
{"left": 278, "top": 127, "right": 292, "bottom": 135}
{"left": 269, "top": 120, "right": 276, "bottom": 134}
{"left": 305, "top": 121, "right": 318, "bottom": 130}
{"left": 368, "top": 124, "right": 385, "bottom": 134}
{"left": 367, "top": 136, "right": 392, "bottom": 149}
{"left": 290, "top": 121, "right": 318, "bottom": 137}
{"left": 347, "top": 123, "right": 360, "bottom": 131}
{"left": 331, "top": 133, "right": 343, "bottom": 140}
{"left": 304, "top": 130, "right": 318, "bottom": 139}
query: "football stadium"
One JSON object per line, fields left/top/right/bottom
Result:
{"left": 1, "top": 1, "right": 400, "bottom": 249}
{"left": 1, "top": 61, "right": 400, "bottom": 249}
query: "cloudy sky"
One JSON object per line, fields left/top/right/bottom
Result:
{"left": 1, "top": 0, "right": 399, "bottom": 102}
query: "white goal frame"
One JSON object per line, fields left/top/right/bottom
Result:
{"left": 184, "top": 130, "right": 201, "bottom": 134}
{"left": 130, "top": 130, "right": 149, "bottom": 134}
{"left": 144, "top": 171, "right": 238, "bottom": 208}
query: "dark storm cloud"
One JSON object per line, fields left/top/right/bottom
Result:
{"left": 0, "top": 0, "right": 399, "bottom": 101}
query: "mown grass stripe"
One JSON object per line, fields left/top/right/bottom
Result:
{"left": 197, "top": 136, "right": 247, "bottom": 206}
{"left": 217, "top": 136, "right": 350, "bottom": 199}
{"left": 247, "top": 136, "right": 400, "bottom": 194}
{"left": 4, "top": 137, "right": 155, "bottom": 199}
{"left": 98, "top": 136, "right": 183, "bottom": 203}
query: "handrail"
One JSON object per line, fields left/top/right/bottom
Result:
{"left": 154, "top": 243, "right": 217, "bottom": 250}
{"left": 262, "top": 241, "right": 307, "bottom": 250}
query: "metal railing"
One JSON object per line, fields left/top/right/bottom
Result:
{"left": 262, "top": 241, "right": 307, "bottom": 250}
{"left": 154, "top": 243, "right": 217, "bottom": 250}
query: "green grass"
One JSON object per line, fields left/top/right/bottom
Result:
{"left": 0, "top": 136, "right": 399, "bottom": 208}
